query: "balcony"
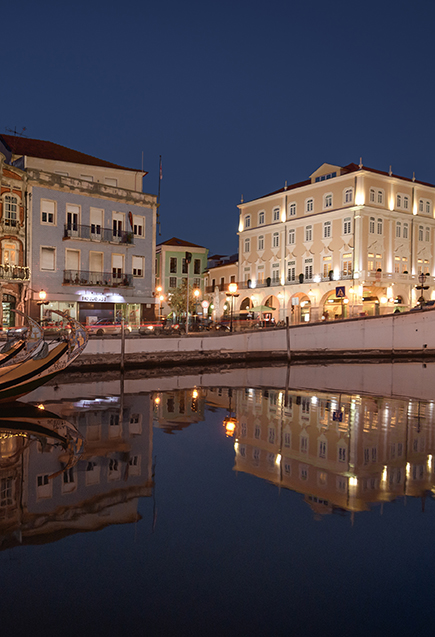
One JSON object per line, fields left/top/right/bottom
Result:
{"left": 63, "top": 270, "right": 133, "bottom": 288}
{"left": 0, "top": 219, "right": 25, "bottom": 236}
{"left": 63, "top": 224, "right": 134, "bottom": 245}
{"left": 0, "top": 264, "right": 30, "bottom": 282}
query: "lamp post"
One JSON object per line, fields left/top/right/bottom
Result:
{"left": 228, "top": 283, "right": 239, "bottom": 333}
{"left": 416, "top": 272, "right": 430, "bottom": 308}
{"left": 156, "top": 286, "right": 162, "bottom": 319}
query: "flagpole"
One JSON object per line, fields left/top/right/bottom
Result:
{"left": 156, "top": 155, "right": 162, "bottom": 236}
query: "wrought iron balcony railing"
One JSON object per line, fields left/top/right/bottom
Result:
{"left": 63, "top": 224, "right": 134, "bottom": 245}
{"left": 63, "top": 270, "right": 133, "bottom": 287}
{"left": 0, "top": 265, "right": 30, "bottom": 281}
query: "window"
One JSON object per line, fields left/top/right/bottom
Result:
{"left": 419, "top": 199, "right": 431, "bottom": 214}
{"left": 0, "top": 477, "right": 13, "bottom": 506}
{"left": 300, "top": 435, "right": 308, "bottom": 453}
{"left": 80, "top": 174, "right": 93, "bottom": 182}
{"left": 305, "top": 225, "right": 312, "bottom": 242}
{"left": 367, "top": 253, "right": 375, "bottom": 271}
{"left": 288, "top": 228, "right": 295, "bottom": 245}
{"left": 306, "top": 198, "right": 314, "bottom": 213}
{"left": 4, "top": 195, "right": 18, "bottom": 227}
{"left": 132, "top": 256, "right": 144, "bottom": 277}
{"left": 315, "top": 171, "right": 336, "bottom": 182}
{"left": 133, "top": 216, "right": 144, "bottom": 237}
{"left": 404, "top": 196, "right": 409, "bottom": 210}
{"left": 41, "top": 199, "right": 55, "bottom": 225}
{"left": 273, "top": 207, "right": 280, "bottom": 222}
{"left": 272, "top": 263, "right": 280, "bottom": 283}
{"left": 375, "top": 254, "right": 382, "bottom": 270}
{"left": 377, "top": 218, "right": 383, "bottom": 234}
{"left": 104, "top": 177, "right": 118, "bottom": 187}
{"left": 419, "top": 226, "right": 423, "bottom": 241}
{"left": 244, "top": 238, "right": 250, "bottom": 253}
{"left": 396, "top": 194, "right": 401, "bottom": 208}
{"left": 2, "top": 242, "right": 17, "bottom": 266}
{"left": 67, "top": 204, "right": 80, "bottom": 234}
{"left": 288, "top": 202, "right": 296, "bottom": 217}
{"left": 343, "top": 218, "right": 351, "bottom": 235}
{"left": 344, "top": 188, "right": 353, "bottom": 204}
{"left": 170, "top": 257, "right": 177, "bottom": 273}
{"left": 193, "top": 277, "right": 200, "bottom": 288}
{"left": 257, "top": 265, "right": 264, "bottom": 283}
{"left": 304, "top": 259, "right": 313, "bottom": 280}
{"left": 182, "top": 258, "right": 189, "bottom": 274}
{"left": 323, "top": 221, "right": 331, "bottom": 238}
{"left": 194, "top": 259, "right": 201, "bottom": 274}
{"left": 369, "top": 217, "right": 375, "bottom": 233}
{"left": 426, "top": 200, "right": 431, "bottom": 214}
{"left": 272, "top": 232, "right": 279, "bottom": 248}
{"left": 287, "top": 261, "right": 296, "bottom": 282}
{"left": 258, "top": 235, "right": 264, "bottom": 250}
{"left": 41, "top": 247, "right": 55, "bottom": 271}
{"left": 396, "top": 222, "right": 401, "bottom": 238}
{"left": 338, "top": 446, "right": 347, "bottom": 463}
{"left": 403, "top": 223, "right": 409, "bottom": 239}
{"left": 426, "top": 227, "right": 430, "bottom": 242}
{"left": 322, "top": 256, "right": 332, "bottom": 277}
{"left": 377, "top": 190, "right": 384, "bottom": 204}
{"left": 394, "top": 256, "right": 400, "bottom": 273}
{"left": 324, "top": 194, "right": 332, "bottom": 209}
{"left": 169, "top": 276, "right": 177, "bottom": 288}
{"left": 90, "top": 208, "right": 103, "bottom": 237}
{"left": 89, "top": 251, "right": 103, "bottom": 274}
{"left": 245, "top": 215, "right": 251, "bottom": 229}
{"left": 342, "top": 253, "right": 352, "bottom": 276}
{"left": 318, "top": 440, "right": 327, "bottom": 459}
{"left": 259, "top": 211, "right": 265, "bottom": 225}
{"left": 65, "top": 249, "right": 79, "bottom": 274}
{"left": 111, "top": 254, "right": 124, "bottom": 281}
{"left": 369, "top": 188, "right": 375, "bottom": 203}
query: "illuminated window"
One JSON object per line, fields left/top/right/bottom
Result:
{"left": 342, "top": 254, "right": 352, "bottom": 276}
{"left": 323, "top": 256, "right": 332, "bottom": 278}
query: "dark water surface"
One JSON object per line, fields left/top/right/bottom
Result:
{"left": 1, "top": 365, "right": 435, "bottom": 637}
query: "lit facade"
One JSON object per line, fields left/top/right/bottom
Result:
{"left": 237, "top": 162, "right": 435, "bottom": 322}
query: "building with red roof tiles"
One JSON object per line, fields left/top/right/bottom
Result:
{"left": 0, "top": 134, "right": 157, "bottom": 326}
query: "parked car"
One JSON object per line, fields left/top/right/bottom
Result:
{"left": 86, "top": 319, "right": 132, "bottom": 336}
{"left": 138, "top": 321, "right": 165, "bottom": 336}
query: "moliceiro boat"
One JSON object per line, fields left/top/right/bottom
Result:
{"left": 0, "top": 310, "right": 44, "bottom": 368}
{"left": 0, "top": 311, "right": 88, "bottom": 402}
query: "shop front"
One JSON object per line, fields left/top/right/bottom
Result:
{"left": 2, "top": 293, "right": 16, "bottom": 329}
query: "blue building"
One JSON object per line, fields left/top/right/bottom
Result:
{"left": 0, "top": 135, "right": 157, "bottom": 326}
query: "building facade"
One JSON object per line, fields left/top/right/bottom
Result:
{"left": 0, "top": 134, "right": 157, "bottom": 326}
{"left": 155, "top": 237, "right": 208, "bottom": 317}
{"left": 236, "top": 162, "right": 435, "bottom": 323}
{"left": 0, "top": 153, "right": 30, "bottom": 328}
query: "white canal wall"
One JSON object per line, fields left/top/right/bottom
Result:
{"left": 74, "top": 310, "right": 435, "bottom": 369}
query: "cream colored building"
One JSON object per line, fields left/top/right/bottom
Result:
{"left": 236, "top": 162, "right": 435, "bottom": 322}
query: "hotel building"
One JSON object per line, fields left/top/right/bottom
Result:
{"left": 236, "top": 162, "right": 435, "bottom": 322}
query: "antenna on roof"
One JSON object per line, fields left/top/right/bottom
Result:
{"left": 359, "top": 157, "right": 363, "bottom": 169}
{"left": 5, "top": 126, "right": 27, "bottom": 137}
{"left": 241, "top": 194, "right": 244, "bottom": 203}
{"left": 284, "top": 180, "right": 288, "bottom": 190}
{"left": 389, "top": 165, "right": 392, "bottom": 176}
{"left": 413, "top": 172, "right": 415, "bottom": 182}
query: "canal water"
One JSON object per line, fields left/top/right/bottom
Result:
{"left": 1, "top": 364, "right": 435, "bottom": 637}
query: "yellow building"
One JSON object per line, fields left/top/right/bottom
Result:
{"left": 237, "top": 162, "right": 435, "bottom": 322}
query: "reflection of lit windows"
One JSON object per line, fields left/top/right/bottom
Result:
{"left": 338, "top": 446, "right": 347, "bottom": 463}
{"left": 300, "top": 435, "right": 308, "bottom": 453}
{"left": 62, "top": 467, "right": 76, "bottom": 493}
{"left": 318, "top": 440, "right": 327, "bottom": 459}
{"left": 128, "top": 455, "right": 141, "bottom": 476}
{"left": 254, "top": 425, "right": 261, "bottom": 439}
{"left": 300, "top": 466, "right": 308, "bottom": 481}
{"left": 37, "top": 474, "right": 52, "bottom": 499}
{"left": 268, "top": 428, "right": 276, "bottom": 444}
{"left": 241, "top": 422, "right": 247, "bottom": 437}
{"left": 284, "top": 461, "right": 291, "bottom": 474}
{"left": 336, "top": 476, "right": 346, "bottom": 492}
{"left": 167, "top": 397, "right": 174, "bottom": 412}
{"left": 239, "top": 445, "right": 246, "bottom": 458}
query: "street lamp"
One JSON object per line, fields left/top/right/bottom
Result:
{"left": 228, "top": 283, "right": 239, "bottom": 332}
{"left": 155, "top": 286, "right": 162, "bottom": 319}
{"left": 416, "top": 272, "right": 429, "bottom": 308}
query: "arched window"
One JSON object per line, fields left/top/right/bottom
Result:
{"left": 305, "top": 198, "right": 314, "bottom": 213}
{"left": 258, "top": 211, "right": 265, "bottom": 225}
{"left": 273, "top": 207, "right": 280, "bottom": 222}
{"left": 245, "top": 214, "right": 251, "bottom": 229}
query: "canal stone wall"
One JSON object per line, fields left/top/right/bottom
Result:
{"left": 71, "top": 310, "right": 435, "bottom": 370}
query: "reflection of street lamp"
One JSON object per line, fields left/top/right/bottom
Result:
{"left": 228, "top": 283, "right": 239, "bottom": 332}
{"left": 223, "top": 388, "right": 238, "bottom": 436}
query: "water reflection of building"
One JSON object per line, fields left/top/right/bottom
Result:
{"left": 229, "top": 387, "right": 435, "bottom": 515}
{"left": 153, "top": 389, "right": 205, "bottom": 433}
{"left": 0, "top": 394, "right": 153, "bottom": 548}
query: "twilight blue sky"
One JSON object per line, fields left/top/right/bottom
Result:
{"left": 3, "top": 0, "right": 435, "bottom": 255}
